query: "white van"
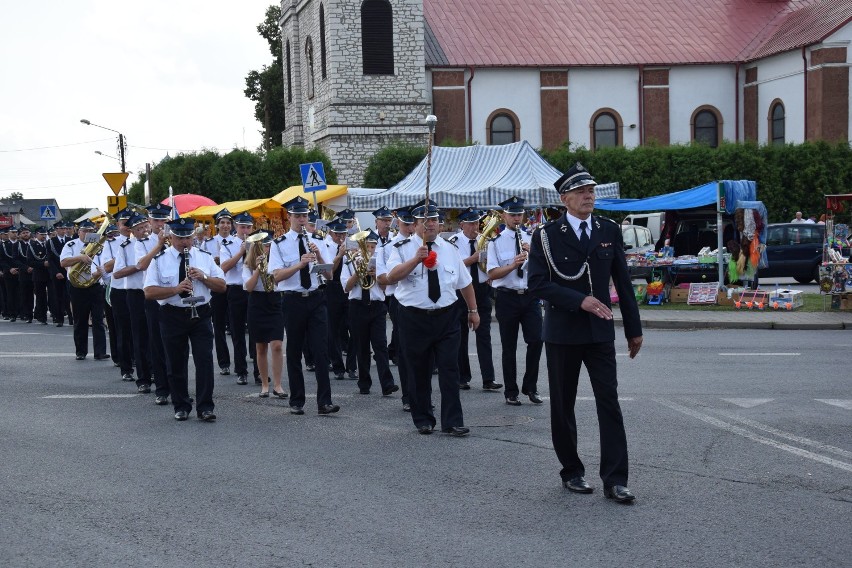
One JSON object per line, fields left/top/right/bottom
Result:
{"left": 623, "top": 212, "right": 664, "bottom": 241}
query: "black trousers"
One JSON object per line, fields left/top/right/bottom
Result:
{"left": 32, "top": 279, "right": 49, "bottom": 322}
{"left": 160, "top": 303, "right": 214, "bottom": 416}
{"left": 545, "top": 341, "right": 629, "bottom": 487}
{"left": 52, "top": 274, "right": 71, "bottom": 325}
{"left": 69, "top": 284, "right": 107, "bottom": 357}
{"left": 326, "top": 288, "right": 348, "bottom": 374}
{"left": 398, "top": 303, "right": 464, "bottom": 430}
{"left": 211, "top": 290, "right": 230, "bottom": 369}
{"left": 457, "top": 283, "right": 495, "bottom": 384}
{"left": 104, "top": 289, "right": 118, "bottom": 365}
{"left": 18, "top": 276, "right": 33, "bottom": 320}
{"left": 386, "top": 297, "right": 398, "bottom": 362}
{"left": 349, "top": 299, "right": 394, "bottom": 392}
{"left": 110, "top": 288, "right": 134, "bottom": 375}
{"left": 226, "top": 285, "right": 250, "bottom": 376}
{"left": 495, "top": 290, "right": 543, "bottom": 398}
{"left": 0, "top": 276, "right": 6, "bottom": 317}
{"left": 145, "top": 299, "right": 169, "bottom": 397}
{"left": 283, "top": 291, "right": 332, "bottom": 408}
{"left": 388, "top": 297, "right": 410, "bottom": 404}
{"left": 5, "top": 273, "right": 19, "bottom": 319}
{"left": 126, "top": 289, "right": 151, "bottom": 386}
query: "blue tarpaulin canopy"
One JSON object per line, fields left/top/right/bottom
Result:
{"left": 595, "top": 180, "right": 756, "bottom": 214}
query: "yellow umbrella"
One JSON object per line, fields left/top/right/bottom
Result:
{"left": 272, "top": 184, "right": 348, "bottom": 207}
{"left": 182, "top": 198, "right": 283, "bottom": 222}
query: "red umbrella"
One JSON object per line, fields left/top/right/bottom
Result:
{"left": 161, "top": 193, "right": 217, "bottom": 215}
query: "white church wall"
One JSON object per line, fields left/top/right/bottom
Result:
{"left": 470, "top": 69, "right": 542, "bottom": 146}
{"left": 752, "top": 51, "right": 805, "bottom": 144}
{"left": 567, "top": 68, "right": 640, "bottom": 149}
{"left": 669, "top": 65, "right": 736, "bottom": 144}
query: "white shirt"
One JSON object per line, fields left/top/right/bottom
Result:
{"left": 59, "top": 238, "right": 101, "bottom": 287}
{"left": 267, "top": 229, "right": 324, "bottom": 292}
{"left": 341, "top": 257, "right": 385, "bottom": 301}
{"left": 218, "top": 236, "right": 246, "bottom": 286}
{"left": 143, "top": 247, "right": 224, "bottom": 307}
{"left": 386, "top": 234, "right": 471, "bottom": 309}
{"left": 108, "top": 236, "right": 131, "bottom": 290}
{"left": 113, "top": 236, "right": 144, "bottom": 290}
{"left": 98, "top": 238, "right": 121, "bottom": 286}
{"left": 241, "top": 263, "right": 266, "bottom": 292}
{"left": 452, "top": 229, "right": 489, "bottom": 283}
{"left": 487, "top": 227, "right": 532, "bottom": 290}
{"left": 200, "top": 234, "right": 226, "bottom": 258}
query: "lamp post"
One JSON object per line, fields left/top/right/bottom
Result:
{"left": 81, "top": 119, "right": 127, "bottom": 195}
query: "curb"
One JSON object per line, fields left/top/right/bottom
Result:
{"left": 615, "top": 319, "right": 850, "bottom": 331}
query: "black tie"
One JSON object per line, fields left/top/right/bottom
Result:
{"left": 426, "top": 242, "right": 440, "bottom": 303}
{"left": 361, "top": 284, "right": 370, "bottom": 303}
{"left": 579, "top": 221, "right": 590, "bottom": 254}
{"left": 178, "top": 251, "right": 191, "bottom": 298}
{"left": 515, "top": 232, "right": 524, "bottom": 278}
{"left": 298, "top": 234, "right": 311, "bottom": 289}
{"left": 469, "top": 239, "right": 479, "bottom": 284}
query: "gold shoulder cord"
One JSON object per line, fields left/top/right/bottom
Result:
{"left": 539, "top": 228, "right": 593, "bottom": 295}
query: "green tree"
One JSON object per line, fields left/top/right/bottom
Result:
{"left": 1, "top": 191, "right": 24, "bottom": 201}
{"left": 245, "top": 5, "right": 285, "bottom": 152}
{"left": 363, "top": 143, "right": 427, "bottom": 188}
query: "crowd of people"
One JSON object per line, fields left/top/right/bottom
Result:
{"left": 1, "top": 163, "right": 644, "bottom": 503}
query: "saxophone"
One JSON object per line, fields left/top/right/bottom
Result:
{"left": 346, "top": 230, "right": 375, "bottom": 289}
{"left": 245, "top": 231, "right": 275, "bottom": 292}
{"left": 68, "top": 217, "right": 112, "bottom": 288}
{"left": 476, "top": 210, "right": 501, "bottom": 273}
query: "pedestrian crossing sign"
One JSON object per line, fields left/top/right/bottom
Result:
{"left": 299, "top": 162, "right": 327, "bottom": 193}
{"left": 40, "top": 205, "right": 57, "bottom": 220}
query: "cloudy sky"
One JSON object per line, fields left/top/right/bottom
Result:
{"left": 0, "top": 0, "right": 276, "bottom": 211}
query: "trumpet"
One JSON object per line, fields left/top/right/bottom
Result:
{"left": 182, "top": 247, "right": 199, "bottom": 319}
{"left": 476, "top": 210, "right": 501, "bottom": 273}
{"left": 346, "top": 230, "right": 375, "bottom": 290}
{"left": 68, "top": 217, "right": 112, "bottom": 288}
{"left": 246, "top": 231, "right": 275, "bottom": 292}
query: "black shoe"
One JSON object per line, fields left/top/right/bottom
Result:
{"left": 442, "top": 426, "right": 470, "bottom": 437}
{"left": 305, "top": 364, "right": 316, "bottom": 372}
{"left": 346, "top": 370, "right": 357, "bottom": 380}
{"left": 137, "top": 384, "right": 151, "bottom": 394}
{"left": 75, "top": 354, "right": 86, "bottom": 360}
{"left": 522, "top": 389, "right": 544, "bottom": 404}
{"left": 121, "top": 373, "right": 135, "bottom": 382}
{"left": 174, "top": 410, "right": 189, "bottom": 421}
{"left": 318, "top": 404, "right": 340, "bottom": 415}
{"left": 94, "top": 354, "right": 111, "bottom": 361}
{"left": 155, "top": 396, "right": 169, "bottom": 405}
{"left": 402, "top": 403, "right": 411, "bottom": 412}
{"left": 25, "top": 318, "right": 32, "bottom": 323}
{"left": 199, "top": 410, "right": 217, "bottom": 421}
{"left": 417, "top": 425, "right": 434, "bottom": 435}
{"left": 358, "top": 389, "right": 370, "bottom": 395}
{"left": 563, "top": 476, "right": 594, "bottom": 494}
{"left": 604, "top": 485, "right": 636, "bottom": 504}
{"left": 219, "top": 366, "right": 230, "bottom": 376}
{"left": 56, "top": 322, "right": 63, "bottom": 327}
{"left": 505, "top": 396, "right": 522, "bottom": 406}
{"left": 290, "top": 406, "right": 304, "bottom": 415}
{"left": 236, "top": 375, "right": 248, "bottom": 385}
{"left": 39, "top": 320, "right": 47, "bottom": 325}
{"left": 9, "top": 318, "right": 16, "bottom": 323}
{"left": 254, "top": 376, "right": 262, "bottom": 385}
{"left": 334, "top": 372, "right": 345, "bottom": 380}
{"left": 459, "top": 381, "right": 471, "bottom": 390}
{"left": 382, "top": 385, "right": 399, "bottom": 396}
{"left": 483, "top": 381, "right": 504, "bottom": 391}
{"left": 259, "top": 390, "right": 270, "bottom": 398}
{"left": 272, "top": 389, "right": 288, "bottom": 399}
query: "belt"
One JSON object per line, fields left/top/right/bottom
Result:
{"left": 162, "top": 303, "right": 210, "bottom": 314}
{"left": 282, "top": 289, "right": 324, "bottom": 298}
{"left": 496, "top": 287, "right": 527, "bottom": 294}
{"left": 403, "top": 304, "right": 456, "bottom": 316}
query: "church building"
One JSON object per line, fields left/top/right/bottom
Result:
{"left": 280, "top": 0, "right": 852, "bottom": 186}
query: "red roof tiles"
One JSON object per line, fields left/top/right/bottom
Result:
{"left": 423, "top": 0, "right": 845, "bottom": 67}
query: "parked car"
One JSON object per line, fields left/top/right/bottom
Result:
{"left": 760, "top": 223, "right": 826, "bottom": 283}
{"left": 621, "top": 224, "right": 655, "bottom": 254}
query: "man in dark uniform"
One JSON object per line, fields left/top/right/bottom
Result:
{"left": 0, "top": 227, "right": 7, "bottom": 319}
{"left": 16, "top": 226, "right": 35, "bottom": 322}
{"left": 2, "top": 227, "right": 21, "bottom": 322}
{"left": 26, "top": 226, "right": 51, "bottom": 324}
{"left": 47, "top": 221, "right": 71, "bottom": 327}
{"left": 528, "top": 162, "right": 643, "bottom": 504}
{"left": 144, "top": 217, "right": 225, "bottom": 421}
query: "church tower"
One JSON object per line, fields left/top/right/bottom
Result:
{"left": 280, "top": 0, "right": 431, "bottom": 186}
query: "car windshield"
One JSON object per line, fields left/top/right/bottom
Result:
{"left": 622, "top": 228, "right": 637, "bottom": 247}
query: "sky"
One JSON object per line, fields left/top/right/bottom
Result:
{"left": 0, "top": 0, "right": 276, "bottom": 212}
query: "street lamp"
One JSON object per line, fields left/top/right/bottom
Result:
{"left": 94, "top": 150, "right": 120, "bottom": 161}
{"left": 81, "top": 118, "right": 127, "bottom": 195}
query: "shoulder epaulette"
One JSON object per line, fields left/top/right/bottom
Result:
{"left": 120, "top": 240, "right": 131, "bottom": 248}
{"left": 196, "top": 248, "right": 212, "bottom": 255}
{"left": 221, "top": 239, "right": 231, "bottom": 245}
{"left": 443, "top": 235, "right": 459, "bottom": 248}
{"left": 311, "top": 233, "right": 324, "bottom": 241}
{"left": 274, "top": 235, "right": 286, "bottom": 244}
{"left": 66, "top": 241, "right": 76, "bottom": 247}
{"left": 596, "top": 215, "right": 618, "bottom": 226}
{"left": 394, "top": 238, "right": 410, "bottom": 248}
{"left": 204, "top": 237, "right": 215, "bottom": 242}
{"left": 154, "top": 250, "right": 166, "bottom": 259}
{"left": 488, "top": 235, "right": 499, "bottom": 242}
{"left": 139, "top": 236, "right": 149, "bottom": 242}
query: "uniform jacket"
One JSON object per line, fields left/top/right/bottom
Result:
{"left": 528, "top": 213, "right": 641, "bottom": 344}
{"left": 47, "top": 235, "right": 67, "bottom": 277}
{"left": 15, "top": 240, "right": 33, "bottom": 282}
{"left": 26, "top": 239, "right": 50, "bottom": 282}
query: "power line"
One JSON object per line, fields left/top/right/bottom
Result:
{"left": 0, "top": 139, "right": 113, "bottom": 152}
{"left": 0, "top": 181, "right": 104, "bottom": 191}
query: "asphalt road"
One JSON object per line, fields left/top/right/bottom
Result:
{"left": 0, "top": 321, "right": 849, "bottom": 568}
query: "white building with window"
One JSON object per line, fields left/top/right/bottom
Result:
{"left": 281, "top": 0, "right": 852, "bottom": 186}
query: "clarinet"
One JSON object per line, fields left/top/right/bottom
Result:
{"left": 182, "top": 247, "right": 199, "bottom": 320}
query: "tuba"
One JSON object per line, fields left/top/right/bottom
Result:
{"left": 246, "top": 231, "right": 275, "bottom": 292}
{"left": 346, "top": 230, "right": 375, "bottom": 289}
{"left": 476, "top": 210, "right": 502, "bottom": 273}
{"left": 68, "top": 217, "right": 112, "bottom": 288}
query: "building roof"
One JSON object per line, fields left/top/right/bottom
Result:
{"left": 424, "top": 0, "right": 838, "bottom": 68}
{"left": 0, "top": 198, "right": 63, "bottom": 225}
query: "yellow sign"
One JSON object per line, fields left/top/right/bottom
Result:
{"left": 107, "top": 195, "right": 127, "bottom": 216}
{"left": 102, "top": 172, "right": 129, "bottom": 196}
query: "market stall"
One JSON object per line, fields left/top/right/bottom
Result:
{"left": 819, "top": 194, "right": 852, "bottom": 310}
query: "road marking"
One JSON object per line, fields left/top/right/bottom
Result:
{"left": 577, "top": 396, "right": 634, "bottom": 401}
{"left": 815, "top": 399, "right": 852, "bottom": 410}
{"left": 722, "top": 398, "right": 774, "bottom": 408}
{"left": 0, "top": 352, "right": 76, "bottom": 357}
{"left": 718, "top": 353, "right": 800, "bottom": 356}
{"left": 43, "top": 394, "right": 140, "bottom": 399}
{"left": 0, "top": 333, "right": 58, "bottom": 337}
{"left": 655, "top": 398, "right": 852, "bottom": 473}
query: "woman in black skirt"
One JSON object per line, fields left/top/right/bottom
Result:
{"left": 243, "top": 231, "right": 286, "bottom": 398}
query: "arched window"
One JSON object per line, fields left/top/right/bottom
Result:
{"left": 770, "top": 100, "right": 785, "bottom": 145}
{"left": 286, "top": 39, "right": 293, "bottom": 103}
{"left": 691, "top": 106, "right": 722, "bottom": 148}
{"left": 361, "top": 0, "right": 394, "bottom": 75}
{"left": 590, "top": 108, "right": 622, "bottom": 150}
{"left": 486, "top": 109, "right": 520, "bottom": 145}
{"left": 319, "top": 4, "right": 327, "bottom": 80}
{"left": 305, "top": 37, "right": 315, "bottom": 99}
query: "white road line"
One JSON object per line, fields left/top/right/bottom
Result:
{"left": 43, "top": 394, "right": 140, "bottom": 399}
{"left": 577, "top": 396, "right": 634, "bottom": 401}
{"left": 655, "top": 398, "right": 852, "bottom": 473}
{"left": 0, "top": 352, "right": 76, "bottom": 357}
{"left": 0, "top": 333, "right": 58, "bottom": 337}
{"left": 718, "top": 353, "right": 800, "bottom": 356}
{"left": 815, "top": 399, "right": 852, "bottom": 410}
{"left": 722, "top": 398, "right": 774, "bottom": 408}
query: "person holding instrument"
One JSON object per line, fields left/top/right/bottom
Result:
{"left": 144, "top": 217, "right": 226, "bottom": 422}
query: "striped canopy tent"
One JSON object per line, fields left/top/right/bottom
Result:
{"left": 347, "top": 141, "right": 619, "bottom": 210}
